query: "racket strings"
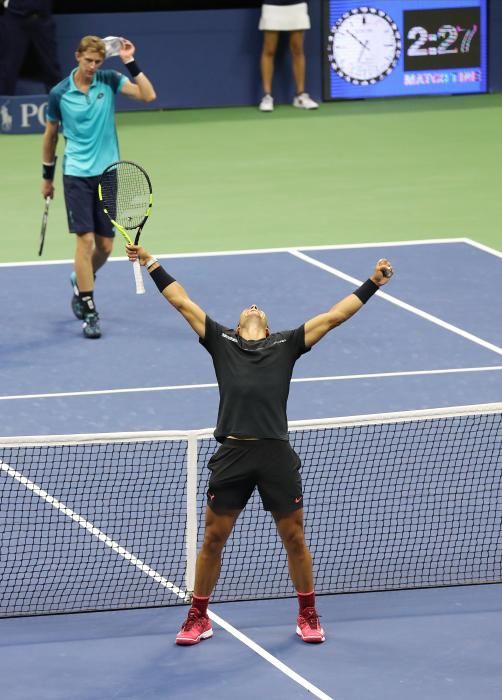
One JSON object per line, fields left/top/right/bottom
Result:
{"left": 100, "top": 162, "right": 151, "bottom": 230}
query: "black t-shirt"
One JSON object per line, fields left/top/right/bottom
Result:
{"left": 200, "top": 316, "right": 310, "bottom": 442}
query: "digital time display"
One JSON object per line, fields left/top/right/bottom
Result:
{"left": 404, "top": 7, "right": 480, "bottom": 71}
{"left": 323, "top": 0, "right": 488, "bottom": 100}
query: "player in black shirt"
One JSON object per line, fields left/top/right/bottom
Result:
{"left": 126, "top": 243, "right": 394, "bottom": 645}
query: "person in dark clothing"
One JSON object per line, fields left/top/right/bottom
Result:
{"left": 0, "top": 0, "right": 62, "bottom": 95}
{"left": 125, "top": 242, "right": 394, "bottom": 646}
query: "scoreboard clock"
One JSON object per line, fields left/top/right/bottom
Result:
{"left": 328, "top": 7, "right": 401, "bottom": 85}
{"left": 323, "top": 0, "right": 488, "bottom": 99}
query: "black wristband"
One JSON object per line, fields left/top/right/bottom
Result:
{"left": 353, "top": 279, "right": 379, "bottom": 304}
{"left": 125, "top": 59, "right": 142, "bottom": 78}
{"left": 150, "top": 264, "right": 176, "bottom": 293}
{"left": 42, "top": 162, "right": 55, "bottom": 180}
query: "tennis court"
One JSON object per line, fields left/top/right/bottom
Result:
{"left": 1, "top": 98, "right": 501, "bottom": 699}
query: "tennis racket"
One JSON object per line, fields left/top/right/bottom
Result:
{"left": 98, "top": 160, "right": 153, "bottom": 295}
{"left": 38, "top": 155, "right": 57, "bottom": 256}
{"left": 38, "top": 196, "right": 51, "bottom": 256}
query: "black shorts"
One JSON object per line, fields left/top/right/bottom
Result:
{"left": 63, "top": 175, "right": 115, "bottom": 237}
{"left": 206, "top": 438, "right": 303, "bottom": 513}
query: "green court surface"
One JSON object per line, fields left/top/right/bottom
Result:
{"left": 2, "top": 93, "right": 501, "bottom": 263}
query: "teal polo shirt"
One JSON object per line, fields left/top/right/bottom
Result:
{"left": 47, "top": 69, "right": 128, "bottom": 177}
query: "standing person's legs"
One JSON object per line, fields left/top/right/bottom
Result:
{"left": 73, "top": 232, "right": 113, "bottom": 294}
{"left": 71, "top": 231, "right": 110, "bottom": 336}
{"left": 65, "top": 175, "right": 114, "bottom": 337}
{"left": 289, "top": 30, "right": 306, "bottom": 95}
{"left": 272, "top": 508, "right": 313, "bottom": 593}
{"left": 259, "top": 30, "right": 279, "bottom": 111}
{"left": 289, "top": 29, "right": 318, "bottom": 109}
{"left": 260, "top": 30, "right": 279, "bottom": 96}
{"left": 176, "top": 507, "right": 240, "bottom": 646}
{"left": 272, "top": 508, "right": 325, "bottom": 642}
{"left": 73, "top": 232, "right": 101, "bottom": 339}
{"left": 92, "top": 233, "right": 114, "bottom": 275}
{"left": 194, "top": 507, "right": 241, "bottom": 595}
{"left": 74, "top": 232, "right": 96, "bottom": 294}
{"left": 0, "top": 14, "right": 29, "bottom": 94}
{"left": 30, "top": 16, "right": 63, "bottom": 91}
{"left": 72, "top": 233, "right": 112, "bottom": 338}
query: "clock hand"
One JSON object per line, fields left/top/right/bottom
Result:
{"left": 347, "top": 30, "right": 368, "bottom": 49}
{"left": 359, "top": 38, "right": 370, "bottom": 61}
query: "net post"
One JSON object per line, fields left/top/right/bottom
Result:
{"left": 185, "top": 431, "right": 199, "bottom": 601}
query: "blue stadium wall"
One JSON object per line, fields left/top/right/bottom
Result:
{"left": 9, "top": 1, "right": 502, "bottom": 107}
{"left": 489, "top": 0, "right": 502, "bottom": 91}
{"left": 15, "top": 6, "right": 322, "bottom": 110}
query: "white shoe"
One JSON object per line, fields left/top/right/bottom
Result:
{"left": 259, "top": 94, "right": 274, "bottom": 112}
{"left": 293, "top": 93, "right": 319, "bottom": 110}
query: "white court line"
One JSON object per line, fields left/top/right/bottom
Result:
{"left": 207, "top": 609, "right": 334, "bottom": 700}
{"left": 289, "top": 250, "right": 502, "bottom": 357}
{"left": 0, "top": 460, "right": 186, "bottom": 599}
{"left": 1, "top": 365, "right": 501, "bottom": 401}
{"left": 464, "top": 238, "right": 502, "bottom": 258}
{"left": 0, "top": 460, "right": 333, "bottom": 700}
{"left": 0, "top": 237, "right": 498, "bottom": 269}
{"left": 0, "top": 236, "right": 475, "bottom": 267}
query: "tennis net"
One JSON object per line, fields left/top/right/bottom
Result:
{"left": 0, "top": 403, "right": 500, "bottom": 617}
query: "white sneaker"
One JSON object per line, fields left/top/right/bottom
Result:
{"left": 259, "top": 94, "right": 274, "bottom": 112}
{"left": 293, "top": 93, "right": 319, "bottom": 110}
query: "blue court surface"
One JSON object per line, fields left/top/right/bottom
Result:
{"left": 0, "top": 239, "right": 501, "bottom": 699}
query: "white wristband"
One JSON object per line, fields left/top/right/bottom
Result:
{"left": 145, "top": 256, "right": 158, "bottom": 271}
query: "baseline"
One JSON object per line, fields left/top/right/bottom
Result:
{"left": 290, "top": 250, "right": 502, "bottom": 356}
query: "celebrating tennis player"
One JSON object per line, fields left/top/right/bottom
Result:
{"left": 126, "top": 243, "right": 393, "bottom": 645}
{"left": 41, "top": 35, "right": 156, "bottom": 339}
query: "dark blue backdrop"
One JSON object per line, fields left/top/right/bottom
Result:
{"left": 489, "top": 0, "right": 502, "bottom": 90}
{"left": 5, "top": 1, "right": 502, "bottom": 117}
{"left": 14, "top": 6, "right": 322, "bottom": 109}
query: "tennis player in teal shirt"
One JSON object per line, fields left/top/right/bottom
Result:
{"left": 41, "top": 35, "right": 156, "bottom": 339}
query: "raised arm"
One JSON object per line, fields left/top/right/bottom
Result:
{"left": 304, "top": 259, "right": 394, "bottom": 348}
{"left": 126, "top": 244, "right": 206, "bottom": 338}
{"left": 118, "top": 38, "right": 156, "bottom": 102}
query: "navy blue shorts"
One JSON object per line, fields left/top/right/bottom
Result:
{"left": 206, "top": 438, "right": 303, "bottom": 513}
{"left": 63, "top": 175, "right": 115, "bottom": 237}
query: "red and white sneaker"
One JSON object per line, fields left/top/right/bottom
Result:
{"left": 175, "top": 609, "right": 213, "bottom": 646}
{"left": 296, "top": 607, "right": 325, "bottom": 643}
{"left": 292, "top": 92, "right": 319, "bottom": 110}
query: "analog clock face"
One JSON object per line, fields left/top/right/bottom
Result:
{"left": 328, "top": 7, "right": 401, "bottom": 84}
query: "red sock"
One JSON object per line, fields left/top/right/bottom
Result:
{"left": 297, "top": 590, "right": 316, "bottom": 612}
{"left": 190, "top": 594, "right": 209, "bottom": 616}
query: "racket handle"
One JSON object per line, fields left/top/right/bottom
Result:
{"left": 133, "top": 258, "right": 146, "bottom": 295}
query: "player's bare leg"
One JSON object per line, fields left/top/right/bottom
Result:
{"left": 194, "top": 507, "right": 241, "bottom": 595}
{"left": 273, "top": 509, "right": 325, "bottom": 643}
{"left": 259, "top": 30, "right": 279, "bottom": 111}
{"left": 176, "top": 507, "right": 241, "bottom": 645}
{"left": 289, "top": 31, "right": 306, "bottom": 95}
{"left": 73, "top": 232, "right": 101, "bottom": 338}
{"left": 92, "top": 233, "right": 114, "bottom": 274}
{"left": 74, "top": 232, "right": 95, "bottom": 292}
{"left": 273, "top": 508, "right": 313, "bottom": 591}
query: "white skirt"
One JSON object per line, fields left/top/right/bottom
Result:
{"left": 259, "top": 3, "right": 310, "bottom": 32}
